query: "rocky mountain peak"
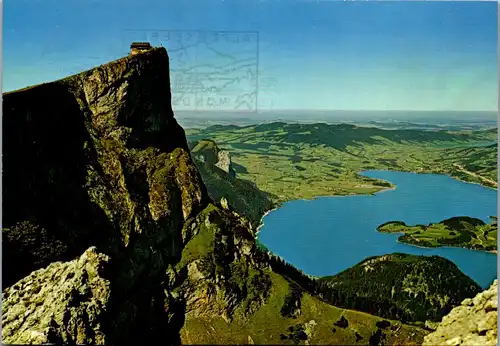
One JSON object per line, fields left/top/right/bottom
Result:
{"left": 2, "top": 47, "right": 208, "bottom": 345}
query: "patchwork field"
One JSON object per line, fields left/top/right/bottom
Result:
{"left": 186, "top": 123, "right": 497, "bottom": 202}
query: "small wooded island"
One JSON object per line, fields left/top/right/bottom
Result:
{"left": 377, "top": 216, "right": 498, "bottom": 252}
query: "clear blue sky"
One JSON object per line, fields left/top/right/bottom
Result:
{"left": 3, "top": 0, "right": 498, "bottom": 111}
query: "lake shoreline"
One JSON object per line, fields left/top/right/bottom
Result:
{"left": 391, "top": 236, "right": 498, "bottom": 255}
{"left": 255, "top": 169, "right": 497, "bottom": 288}
{"left": 451, "top": 175, "right": 498, "bottom": 190}
{"left": 388, "top": 168, "right": 497, "bottom": 191}
{"left": 256, "top": 169, "right": 496, "bottom": 257}
{"left": 256, "top": 167, "right": 496, "bottom": 231}
{"left": 256, "top": 206, "right": 280, "bottom": 235}
{"left": 256, "top": 183, "right": 396, "bottom": 238}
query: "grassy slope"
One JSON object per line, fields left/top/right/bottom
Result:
{"left": 185, "top": 123, "right": 497, "bottom": 202}
{"left": 377, "top": 216, "right": 498, "bottom": 252}
{"left": 181, "top": 272, "right": 426, "bottom": 345}
{"left": 178, "top": 215, "right": 427, "bottom": 345}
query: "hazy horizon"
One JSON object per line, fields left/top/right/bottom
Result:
{"left": 175, "top": 109, "right": 498, "bottom": 120}
{"left": 175, "top": 109, "right": 498, "bottom": 131}
{"left": 175, "top": 109, "right": 498, "bottom": 114}
{"left": 4, "top": 0, "right": 498, "bottom": 112}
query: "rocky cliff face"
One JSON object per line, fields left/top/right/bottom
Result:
{"left": 215, "top": 150, "right": 236, "bottom": 177}
{"left": 423, "top": 280, "right": 498, "bottom": 346}
{"left": 2, "top": 48, "right": 208, "bottom": 344}
{"left": 175, "top": 203, "right": 272, "bottom": 323}
{"left": 188, "top": 139, "right": 275, "bottom": 228}
{"left": 189, "top": 139, "right": 236, "bottom": 177}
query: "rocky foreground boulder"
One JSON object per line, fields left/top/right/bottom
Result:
{"left": 2, "top": 247, "right": 110, "bottom": 344}
{"left": 423, "top": 279, "right": 498, "bottom": 346}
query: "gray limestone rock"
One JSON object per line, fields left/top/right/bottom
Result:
{"left": 423, "top": 280, "right": 498, "bottom": 346}
{"left": 2, "top": 247, "right": 111, "bottom": 345}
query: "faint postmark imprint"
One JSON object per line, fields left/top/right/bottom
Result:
{"left": 124, "top": 30, "right": 260, "bottom": 112}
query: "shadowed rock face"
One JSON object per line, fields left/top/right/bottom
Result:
{"left": 2, "top": 48, "right": 209, "bottom": 344}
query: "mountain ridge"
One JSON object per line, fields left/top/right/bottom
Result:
{"left": 188, "top": 139, "right": 276, "bottom": 228}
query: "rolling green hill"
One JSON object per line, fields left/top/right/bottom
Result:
{"left": 317, "top": 253, "right": 482, "bottom": 323}
{"left": 185, "top": 123, "right": 497, "bottom": 201}
{"left": 378, "top": 216, "right": 498, "bottom": 252}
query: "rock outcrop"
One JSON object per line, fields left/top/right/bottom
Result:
{"left": 423, "top": 280, "right": 498, "bottom": 346}
{"left": 2, "top": 47, "right": 208, "bottom": 344}
{"left": 176, "top": 204, "right": 272, "bottom": 322}
{"left": 2, "top": 247, "right": 111, "bottom": 344}
{"left": 215, "top": 149, "right": 235, "bottom": 176}
{"left": 188, "top": 139, "right": 275, "bottom": 228}
{"left": 189, "top": 139, "right": 236, "bottom": 177}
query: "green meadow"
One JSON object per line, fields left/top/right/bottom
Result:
{"left": 377, "top": 216, "right": 498, "bottom": 252}
{"left": 186, "top": 123, "right": 497, "bottom": 203}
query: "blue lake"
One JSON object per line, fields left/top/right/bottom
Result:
{"left": 258, "top": 170, "right": 498, "bottom": 289}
